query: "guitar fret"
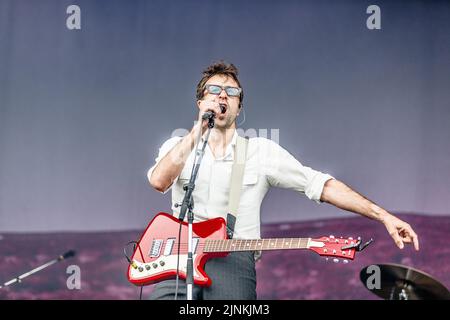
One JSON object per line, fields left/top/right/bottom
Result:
{"left": 206, "top": 237, "right": 310, "bottom": 253}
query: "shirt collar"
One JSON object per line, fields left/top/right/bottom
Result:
{"left": 201, "top": 129, "right": 238, "bottom": 160}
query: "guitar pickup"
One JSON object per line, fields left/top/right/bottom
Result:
{"left": 163, "top": 238, "right": 176, "bottom": 256}
{"left": 149, "top": 239, "right": 163, "bottom": 257}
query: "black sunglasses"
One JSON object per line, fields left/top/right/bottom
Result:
{"left": 205, "top": 84, "right": 242, "bottom": 97}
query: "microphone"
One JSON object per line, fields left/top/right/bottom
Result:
{"left": 202, "top": 104, "right": 226, "bottom": 120}
{"left": 202, "top": 111, "right": 215, "bottom": 120}
{"left": 60, "top": 250, "right": 76, "bottom": 260}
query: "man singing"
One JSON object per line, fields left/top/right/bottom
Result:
{"left": 147, "top": 61, "right": 419, "bottom": 300}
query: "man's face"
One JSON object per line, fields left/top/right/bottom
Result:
{"left": 199, "top": 74, "right": 241, "bottom": 129}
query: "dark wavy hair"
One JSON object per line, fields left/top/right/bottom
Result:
{"left": 196, "top": 61, "right": 244, "bottom": 108}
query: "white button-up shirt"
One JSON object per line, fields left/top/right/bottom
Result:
{"left": 148, "top": 130, "right": 333, "bottom": 240}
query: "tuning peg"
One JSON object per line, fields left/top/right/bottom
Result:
{"left": 333, "top": 258, "right": 339, "bottom": 263}
{"left": 343, "top": 260, "right": 349, "bottom": 264}
{"left": 349, "top": 237, "right": 353, "bottom": 240}
{"left": 329, "top": 235, "right": 335, "bottom": 238}
{"left": 325, "top": 258, "right": 329, "bottom": 262}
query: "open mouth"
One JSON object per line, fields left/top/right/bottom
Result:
{"left": 219, "top": 103, "right": 227, "bottom": 114}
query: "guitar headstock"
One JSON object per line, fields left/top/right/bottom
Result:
{"left": 308, "top": 236, "right": 373, "bottom": 263}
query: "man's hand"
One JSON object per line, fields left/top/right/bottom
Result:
{"left": 197, "top": 96, "right": 222, "bottom": 131}
{"left": 380, "top": 213, "right": 420, "bottom": 251}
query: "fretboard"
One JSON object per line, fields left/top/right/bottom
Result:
{"left": 204, "top": 238, "right": 310, "bottom": 253}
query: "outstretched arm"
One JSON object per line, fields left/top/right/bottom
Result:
{"left": 320, "top": 179, "right": 419, "bottom": 251}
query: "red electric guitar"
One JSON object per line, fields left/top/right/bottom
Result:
{"left": 127, "top": 212, "right": 373, "bottom": 287}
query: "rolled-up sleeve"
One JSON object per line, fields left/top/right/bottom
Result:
{"left": 262, "top": 139, "right": 334, "bottom": 203}
{"left": 147, "top": 136, "right": 183, "bottom": 194}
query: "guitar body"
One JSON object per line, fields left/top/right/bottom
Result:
{"left": 127, "top": 212, "right": 228, "bottom": 287}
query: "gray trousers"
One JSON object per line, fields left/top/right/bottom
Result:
{"left": 149, "top": 251, "right": 257, "bottom": 300}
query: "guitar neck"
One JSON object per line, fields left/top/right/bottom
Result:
{"left": 204, "top": 238, "right": 310, "bottom": 253}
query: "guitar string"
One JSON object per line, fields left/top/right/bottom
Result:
{"left": 146, "top": 239, "right": 311, "bottom": 253}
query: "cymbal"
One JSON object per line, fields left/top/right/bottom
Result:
{"left": 360, "top": 263, "right": 450, "bottom": 300}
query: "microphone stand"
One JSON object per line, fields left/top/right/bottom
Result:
{"left": 178, "top": 116, "right": 214, "bottom": 300}
{"left": 0, "top": 250, "right": 76, "bottom": 289}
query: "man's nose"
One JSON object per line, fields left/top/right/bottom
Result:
{"left": 219, "top": 88, "right": 228, "bottom": 98}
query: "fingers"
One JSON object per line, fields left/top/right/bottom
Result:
{"left": 385, "top": 224, "right": 404, "bottom": 249}
{"left": 404, "top": 226, "right": 420, "bottom": 251}
{"left": 399, "top": 224, "right": 419, "bottom": 251}
{"left": 386, "top": 221, "right": 420, "bottom": 251}
{"left": 196, "top": 99, "right": 221, "bottom": 131}
{"left": 413, "top": 234, "right": 420, "bottom": 251}
{"left": 198, "top": 97, "right": 221, "bottom": 115}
